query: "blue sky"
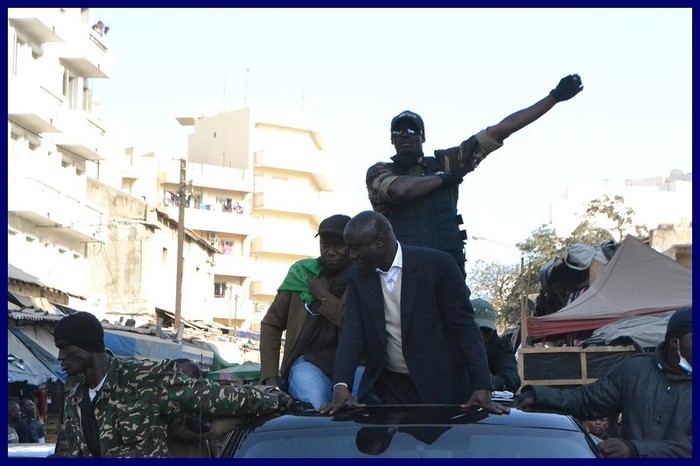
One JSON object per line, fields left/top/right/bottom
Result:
{"left": 90, "top": 7, "right": 692, "bottom": 264}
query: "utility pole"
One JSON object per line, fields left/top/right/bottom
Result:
{"left": 519, "top": 256, "right": 529, "bottom": 345}
{"left": 174, "top": 158, "right": 186, "bottom": 340}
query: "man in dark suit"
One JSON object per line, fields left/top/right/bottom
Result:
{"left": 319, "top": 211, "right": 509, "bottom": 414}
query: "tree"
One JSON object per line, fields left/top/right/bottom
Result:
{"left": 570, "top": 194, "right": 649, "bottom": 243}
{"left": 469, "top": 195, "right": 650, "bottom": 329}
{"left": 467, "top": 259, "right": 519, "bottom": 326}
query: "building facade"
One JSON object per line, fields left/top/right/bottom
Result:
{"left": 7, "top": 8, "right": 217, "bottom": 327}
{"left": 8, "top": 7, "right": 114, "bottom": 313}
{"left": 549, "top": 170, "right": 692, "bottom": 248}
{"left": 124, "top": 106, "right": 338, "bottom": 331}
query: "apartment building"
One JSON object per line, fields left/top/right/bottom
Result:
{"left": 121, "top": 106, "right": 336, "bottom": 331}
{"left": 8, "top": 7, "right": 115, "bottom": 312}
{"left": 7, "top": 8, "right": 218, "bottom": 327}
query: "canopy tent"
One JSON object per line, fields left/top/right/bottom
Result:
{"left": 8, "top": 328, "right": 65, "bottom": 385}
{"left": 527, "top": 235, "right": 692, "bottom": 338}
{"left": 104, "top": 329, "right": 214, "bottom": 367}
{"left": 207, "top": 361, "right": 261, "bottom": 383}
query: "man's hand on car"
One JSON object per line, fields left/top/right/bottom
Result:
{"left": 461, "top": 388, "right": 510, "bottom": 414}
{"left": 318, "top": 385, "right": 364, "bottom": 415}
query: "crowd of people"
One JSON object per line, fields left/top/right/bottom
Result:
{"left": 10, "top": 73, "right": 692, "bottom": 458}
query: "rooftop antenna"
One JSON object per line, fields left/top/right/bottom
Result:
{"left": 221, "top": 69, "right": 227, "bottom": 113}
{"left": 244, "top": 62, "right": 250, "bottom": 103}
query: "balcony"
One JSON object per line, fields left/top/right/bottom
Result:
{"left": 249, "top": 279, "right": 280, "bottom": 298}
{"left": 8, "top": 177, "right": 107, "bottom": 242}
{"left": 53, "top": 110, "right": 106, "bottom": 160}
{"left": 160, "top": 163, "right": 253, "bottom": 193}
{"left": 254, "top": 149, "right": 332, "bottom": 190}
{"left": 160, "top": 206, "right": 256, "bottom": 236}
{"left": 8, "top": 78, "right": 64, "bottom": 133}
{"left": 8, "top": 9, "right": 63, "bottom": 43}
{"left": 213, "top": 253, "right": 255, "bottom": 278}
{"left": 252, "top": 191, "right": 324, "bottom": 216}
{"left": 250, "top": 236, "right": 316, "bottom": 257}
{"left": 57, "top": 27, "right": 113, "bottom": 78}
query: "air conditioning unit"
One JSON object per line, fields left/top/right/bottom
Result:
{"left": 207, "top": 231, "right": 217, "bottom": 240}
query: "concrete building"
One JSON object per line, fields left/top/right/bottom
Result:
{"left": 648, "top": 219, "right": 692, "bottom": 269}
{"left": 7, "top": 8, "right": 218, "bottom": 327}
{"left": 8, "top": 7, "right": 115, "bottom": 313}
{"left": 123, "top": 106, "right": 338, "bottom": 331}
{"left": 549, "top": 170, "right": 692, "bottom": 249}
{"left": 86, "top": 179, "right": 218, "bottom": 325}
{"left": 8, "top": 9, "right": 337, "bottom": 332}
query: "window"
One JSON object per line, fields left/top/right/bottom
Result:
{"left": 223, "top": 240, "right": 234, "bottom": 254}
{"left": 188, "top": 194, "right": 202, "bottom": 209}
{"left": 62, "top": 69, "right": 79, "bottom": 109}
{"left": 214, "top": 282, "right": 228, "bottom": 298}
{"left": 83, "top": 81, "right": 92, "bottom": 112}
{"left": 216, "top": 197, "right": 233, "bottom": 213}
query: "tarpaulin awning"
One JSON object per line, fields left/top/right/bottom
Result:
{"left": 8, "top": 328, "right": 65, "bottom": 385}
{"left": 527, "top": 235, "right": 692, "bottom": 338}
{"left": 581, "top": 311, "right": 675, "bottom": 350}
{"left": 104, "top": 329, "right": 214, "bottom": 367}
{"left": 8, "top": 291, "right": 63, "bottom": 315}
{"left": 15, "top": 324, "right": 60, "bottom": 359}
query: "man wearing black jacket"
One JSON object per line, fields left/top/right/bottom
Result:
{"left": 471, "top": 298, "right": 520, "bottom": 393}
{"left": 512, "top": 307, "right": 692, "bottom": 458}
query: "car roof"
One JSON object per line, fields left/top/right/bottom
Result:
{"left": 250, "top": 405, "right": 581, "bottom": 433}
{"left": 7, "top": 443, "right": 56, "bottom": 458}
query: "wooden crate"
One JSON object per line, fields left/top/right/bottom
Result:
{"left": 518, "top": 345, "right": 637, "bottom": 387}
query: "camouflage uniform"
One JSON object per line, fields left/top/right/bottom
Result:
{"left": 63, "top": 353, "right": 279, "bottom": 458}
{"left": 366, "top": 129, "right": 503, "bottom": 275}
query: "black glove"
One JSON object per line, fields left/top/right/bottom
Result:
{"left": 511, "top": 390, "right": 536, "bottom": 408}
{"left": 437, "top": 160, "right": 474, "bottom": 186}
{"left": 255, "top": 385, "right": 313, "bottom": 413}
{"left": 550, "top": 74, "right": 583, "bottom": 102}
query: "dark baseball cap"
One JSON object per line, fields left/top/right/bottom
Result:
{"left": 316, "top": 214, "right": 351, "bottom": 238}
{"left": 391, "top": 110, "right": 425, "bottom": 140}
{"left": 471, "top": 298, "right": 497, "bottom": 331}
{"left": 665, "top": 306, "right": 692, "bottom": 341}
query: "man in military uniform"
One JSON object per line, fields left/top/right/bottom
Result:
{"left": 366, "top": 74, "right": 584, "bottom": 276}
{"left": 54, "top": 312, "right": 287, "bottom": 458}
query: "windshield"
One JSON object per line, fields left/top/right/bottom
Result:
{"left": 235, "top": 424, "right": 597, "bottom": 458}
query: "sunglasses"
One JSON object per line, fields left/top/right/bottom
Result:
{"left": 391, "top": 127, "right": 420, "bottom": 137}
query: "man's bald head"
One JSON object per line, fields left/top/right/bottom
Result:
{"left": 344, "top": 211, "right": 397, "bottom": 272}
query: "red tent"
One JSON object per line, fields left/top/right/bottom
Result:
{"left": 527, "top": 235, "right": 692, "bottom": 338}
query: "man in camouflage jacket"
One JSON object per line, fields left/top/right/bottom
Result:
{"left": 54, "top": 312, "right": 283, "bottom": 458}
